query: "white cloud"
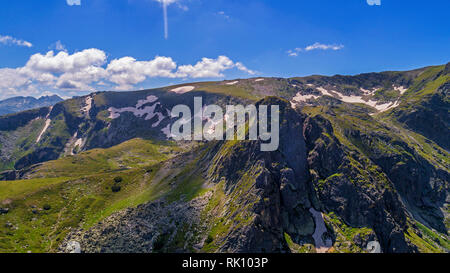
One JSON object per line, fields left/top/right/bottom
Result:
{"left": 107, "top": 56, "right": 177, "bottom": 88}
{"left": 0, "top": 68, "right": 31, "bottom": 89}
{"left": 287, "top": 50, "right": 298, "bottom": 57}
{"left": 23, "top": 49, "right": 107, "bottom": 74}
{"left": 67, "top": 0, "right": 81, "bottom": 6}
{"left": 56, "top": 66, "right": 108, "bottom": 90}
{"left": 49, "top": 40, "right": 67, "bottom": 52}
{"left": 367, "top": 0, "right": 381, "bottom": 6}
{"left": 0, "top": 48, "right": 255, "bottom": 99}
{"left": 174, "top": 56, "right": 256, "bottom": 78}
{"left": 0, "top": 49, "right": 108, "bottom": 99}
{"left": 305, "top": 43, "right": 344, "bottom": 51}
{"left": 0, "top": 35, "right": 33, "bottom": 48}
{"left": 287, "top": 43, "right": 344, "bottom": 56}
{"left": 217, "top": 11, "right": 230, "bottom": 20}
{"left": 0, "top": 68, "right": 38, "bottom": 99}
{"left": 176, "top": 56, "right": 234, "bottom": 78}
{"left": 235, "top": 62, "right": 256, "bottom": 75}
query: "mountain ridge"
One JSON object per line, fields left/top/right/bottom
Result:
{"left": 0, "top": 95, "right": 63, "bottom": 117}
{"left": 0, "top": 63, "right": 448, "bottom": 253}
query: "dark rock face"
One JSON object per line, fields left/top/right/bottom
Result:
{"left": 205, "top": 97, "right": 312, "bottom": 253}
{"left": 0, "top": 107, "right": 50, "bottom": 131}
{"left": 14, "top": 148, "right": 60, "bottom": 170}
{"left": 217, "top": 164, "right": 288, "bottom": 253}
{"left": 303, "top": 115, "right": 415, "bottom": 253}
{"left": 396, "top": 83, "right": 449, "bottom": 150}
{"left": 370, "top": 144, "right": 448, "bottom": 233}
{"left": 341, "top": 116, "right": 449, "bottom": 234}
{"left": 0, "top": 164, "right": 41, "bottom": 181}
{"left": 0, "top": 170, "right": 18, "bottom": 181}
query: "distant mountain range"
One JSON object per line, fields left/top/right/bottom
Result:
{"left": 0, "top": 63, "right": 448, "bottom": 253}
{"left": 0, "top": 95, "right": 63, "bottom": 116}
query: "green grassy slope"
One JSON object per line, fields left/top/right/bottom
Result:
{"left": 0, "top": 138, "right": 190, "bottom": 253}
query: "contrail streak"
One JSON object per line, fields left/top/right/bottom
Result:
{"left": 163, "top": 1, "right": 168, "bottom": 39}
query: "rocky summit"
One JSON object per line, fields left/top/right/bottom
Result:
{"left": 0, "top": 64, "right": 448, "bottom": 253}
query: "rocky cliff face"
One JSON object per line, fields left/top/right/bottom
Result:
{"left": 390, "top": 64, "right": 449, "bottom": 150}
{"left": 303, "top": 115, "right": 413, "bottom": 252}
{"left": 204, "top": 97, "right": 311, "bottom": 252}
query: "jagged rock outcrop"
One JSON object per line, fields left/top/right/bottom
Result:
{"left": 303, "top": 115, "right": 415, "bottom": 252}
{"left": 395, "top": 82, "right": 449, "bottom": 150}
{"left": 204, "top": 97, "right": 312, "bottom": 252}
{"left": 60, "top": 196, "right": 211, "bottom": 253}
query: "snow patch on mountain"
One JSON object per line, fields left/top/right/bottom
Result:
{"left": 81, "top": 96, "right": 92, "bottom": 117}
{"left": 360, "top": 87, "right": 378, "bottom": 95}
{"left": 291, "top": 86, "right": 402, "bottom": 112}
{"left": 36, "top": 107, "right": 53, "bottom": 143}
{"left": 136, "top": 95, "right": 158, "bottom": 108}
{"left": 64, "top": 131, "right": 86, "bottom": 155}
{"left": 310, "top": 208, "right": 332, "bottom": 253}
{"left": 394, "top": 86, "right": 408, "bottom": 94}
{"left": 226, "top": 81, "right": 239, "bottom": 85}
{"left": 73, "top": 138, "right": 84, "bottom": 150}
{"left": 291, "top": 93, "right": 320, "bottom": 103}
{"left": 108, "top": 96, "right": 168, "bottom": 128}
{"left": 170, "top": 86, "right": 195, "bottom": 94}
{"left": 376, "top": 100, "right": 401, "bottom": 113}
{"left": 316, "top": 87, "right": 337, "bottom": 97}
{"left": 36, "top": 119, "right": 51, "bottom": 143}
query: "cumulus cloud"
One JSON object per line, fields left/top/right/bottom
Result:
{"left": 175, "top": 56, "right": 256, "bottom": 78}
{"left": 66, "top": 0, "right": 81, "bottom": 6}
{"left": 0, "top": 68, "right": 37, "bottom": 99}
{"left": 107, "top": 56, "right": 177, "bottom": 90}
{"left": 0, "top": 35, "right": 33, "bottom": 48}
{"left": 175, "top": 56, "right": 234, "bottom": 78}
{"left": 0, "top": 48, "right": 255, "bottom": 99}
{"left": 23, "top": 49, "right": 107, "bottom": 75}
{"left": 287, "top": 42, "right": 344, "bottom": 56}
{"left": 235, "top": 62, "right": 256, "bottom": 75}
{"left": 0, "top": 48, "right": 108, "bottom": 99}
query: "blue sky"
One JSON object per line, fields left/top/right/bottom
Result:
{"left": 0, "top": 0, "right": 449, "bottom": 99}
